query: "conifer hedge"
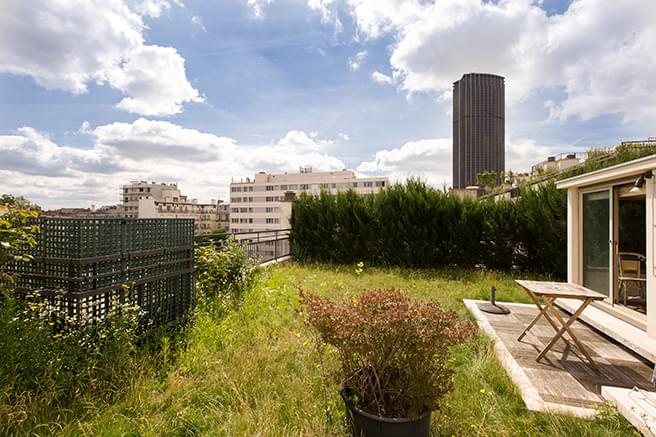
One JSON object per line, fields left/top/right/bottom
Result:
{"left": 289, "top": 180, "right": 567, "bottom": 278}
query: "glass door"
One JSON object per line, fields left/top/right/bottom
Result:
{"left": 613, "top": 184, "right": 647, "bottom": 314}
{"left": 582, "top": 190, "right": 611, "bottom": 296}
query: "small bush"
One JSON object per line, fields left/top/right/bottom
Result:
{"left": 301, "top": 288, "right": 476, "bottom": 419}
{"left": 195, "top": 237, "right": 259, "bottom": 317}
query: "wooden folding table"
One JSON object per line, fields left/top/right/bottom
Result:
{"left": 515, "top": 280, "right": 607, "bottom": 370}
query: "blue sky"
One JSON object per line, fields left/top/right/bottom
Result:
{"left": 1, "top": 0, "right": 655, "bottom": 208}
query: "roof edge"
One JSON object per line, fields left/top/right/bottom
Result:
{"left": 556, "top": 154, "right": 656, "bottom": 189}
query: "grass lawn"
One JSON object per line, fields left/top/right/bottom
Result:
{"left": 63, "top": 262, "right": 637, "bottom": 436}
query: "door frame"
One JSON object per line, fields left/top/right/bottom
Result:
{"left": 578, "top": 178, "right": 647, "bottom": 323}
{"left": 579, "top": 185, "right": 613, "bottom": 302}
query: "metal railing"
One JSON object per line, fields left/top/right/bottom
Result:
{"left": 195, "top": 229, "right": 291, "bottom": 264}
{"left": 234, "top": 229, "right": 291, "bottom": 263}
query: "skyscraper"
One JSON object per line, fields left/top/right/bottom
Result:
{"left": 452, "top": 73, "right": 505, "bottom": 189}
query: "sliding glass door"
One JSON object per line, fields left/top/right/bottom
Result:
{"left": 582, "top": 190, "right": 611, "bottom": 297}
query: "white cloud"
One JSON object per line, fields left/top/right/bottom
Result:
{"left": 191, "top": 15, "right": 207, "bottom": 32}
{"left": 0, "top": 119, "right": 570, "bottom": 208}
{"left": 337, "top": 133, "right": 350, "bottom": 141}
{"left": 348, "top": 50, "right": 368, "bottom": 71}
{"left": 357, "top": 138, "right": 452, "bottom": 187}
{"left": 247, "top": 0, "right": 274, "bottom": 17}
{"left": 0, "top": 0, "right": 201, "bottom": 116}
{"left": 308, "top": 0, "right": 343, "bottom": 31}
{"left": 0, "top": 121, "right": 347, "bottom": 209}
{"left": 357, "top": 135, "right": 565, "bottom": 187}
{"left": 131, "top": 0, "right": 182, "bottom": 18}
{"left": 326, "top": 0, "right": 656, "bottom": 123}
{"left": 78, "top": 121, "right": 92, "bottom": 135}
{"left": 108, "top": 46, "right": 204, "bottom": 116}
{"left": 371, "top": 71, "right": 393, "bottom": 85}
{"left": 0, "top": 127, "right": 122, "bottom": 177}
{"left": 93, "top": 118, "right": 234, "bottom": 161}
{"left": 247, "top": 131, "right": 345, "bottom": 173}
{"left": 505, "top": 137, "right": 560, "bottom": 173}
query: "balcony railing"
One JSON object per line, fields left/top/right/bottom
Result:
{"left": 195, "top": 229, "right": 291, "bottom": 264}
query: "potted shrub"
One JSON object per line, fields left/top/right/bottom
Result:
{"left": 300, "top": 288, "right": 475, "bottom": 437}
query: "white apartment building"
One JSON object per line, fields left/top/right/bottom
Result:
{"left": 229, "top": 168, "right": 389, "bottom": 234}
{"left": 121, "top": 181, "right": 228, "bottom": 235}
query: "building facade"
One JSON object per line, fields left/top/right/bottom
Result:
{"left": 229, "top": 168, "right": 388, "bottom": 234}
{"left": 121, "top": 181, "right": 227, "bottom": 235}
{"left": 531, "top": 153, "right": 586, "bottom": 176}
{"left": 452, "top": 73, "right": 505, "bottom": 189}
{"left": 556, "top": 154, "right": 656, "bottom": 362}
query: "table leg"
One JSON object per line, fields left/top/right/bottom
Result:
{"left": 518, "top": 293, "right": 561, "bottom": 341}
{"left": 536, "top": 298, "right": 598, "bottom": 370}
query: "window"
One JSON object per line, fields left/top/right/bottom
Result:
{"left": 280, "top": 185, "right": 288, "bottom": 190}
{"left": 266, "top": 185, "right": 274, "bottom": 191}
{"left": 124, "top": 197, "right": 128, "bottom": 202}
{"left": 231, "top": 186, "right": 242, "bottom": 192}
{"left": 247, "top": 186, "right": 253, "bottom": 192}
{"left": 240, "top": 208, "right": 248, "bottom": 213}
{"left": 139, "top": 188, "right": 143, "bottom": 192}
{"left": 331, "top": 183, "right": 337, "bottom": 189}
{"left": 231, "top": 218, "right": 239, "bottom": 223}
{"left": 231, "top": 198, "right": 241, "bottom": 203}
{"left": 289, "top": 184, "right": 298, "bottom": 190}
{"left": 352, "top": 182, "right": 358, "bottom": 188}
{"left": 231, "top": 208, "right": 239, "bottom": 213}
{"left": 300, "top": 184, "right": 309, "bottom": 190}
{"left": 266, "top": 196, "right": 275, "bottom": 202}
{"left": 320, "top": 183, "right": 329, "bottom": 189}
{"left": 375, "top": 181, "right": 385, "bottom": 187}
{"left": 364, "top": 181, "right": 373, "bottom": 187}
{"left": 266, "top": 218, "right": 280, "bottom": 224}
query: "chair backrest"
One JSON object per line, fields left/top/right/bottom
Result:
{"left": 618, "top": 252, "right": 644, "bottom": 277}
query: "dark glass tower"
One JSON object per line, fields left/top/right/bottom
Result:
{"left": 452, "top": 73, "right": 505, "bottom": 189}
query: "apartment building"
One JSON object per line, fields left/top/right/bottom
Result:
{"left": 121, "top": 181, "right": 227, "bottom": 235}
{"left": 217, "top": 202, "right": 230, "bottom": 232}
{"left": 229, "top": 168, "right": 388, "bottom": 234}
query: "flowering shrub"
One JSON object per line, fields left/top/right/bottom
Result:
{"left": 301, "top": 288, "right": 476, "bottom": 419}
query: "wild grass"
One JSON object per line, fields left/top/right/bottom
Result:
{"left": 54, "top": 262, "right": 637, "bottom": 436}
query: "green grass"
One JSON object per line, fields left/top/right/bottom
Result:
{"left": 53, "top": 263, "right": 638, "bottom": 436}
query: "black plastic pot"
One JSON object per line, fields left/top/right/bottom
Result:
{"left": 340, "top": 387, "right": 431, "bottom": 437}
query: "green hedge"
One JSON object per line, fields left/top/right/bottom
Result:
{"left": 289, "top": 180, "right": 567, "bottom": 278}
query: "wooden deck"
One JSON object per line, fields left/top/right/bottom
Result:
{"left": 464, "top": 300, "right": 654, "bottom": 416}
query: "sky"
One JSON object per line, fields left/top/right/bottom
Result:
{"left": 1, "top": 0, "right": 655, "bottom": 209}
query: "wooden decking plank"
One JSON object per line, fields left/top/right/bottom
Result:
{"left": 464, "top": 300, "right": 653, "bottom": 416}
